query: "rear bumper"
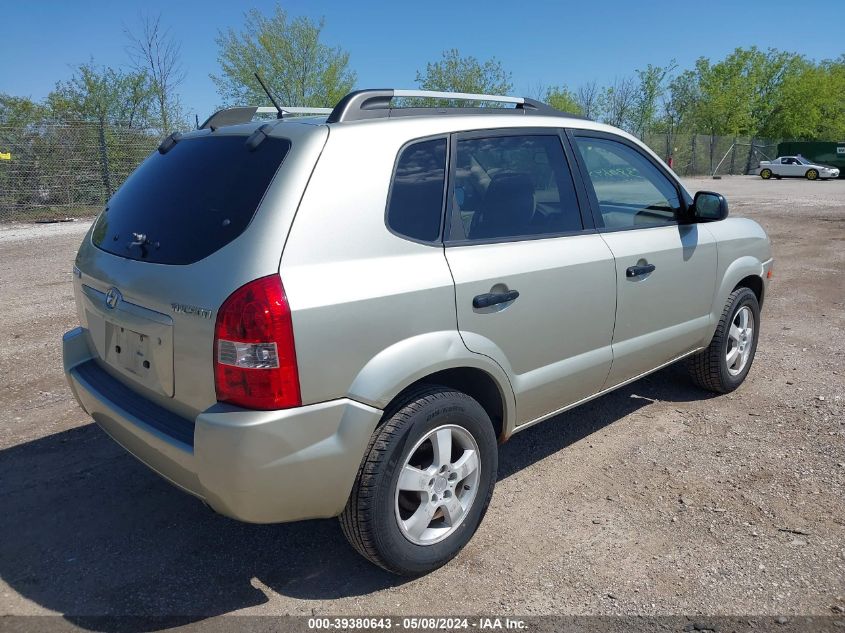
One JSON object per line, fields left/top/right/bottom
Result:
{"left": 63, "top": 327, "right": 383, "bottom": 523}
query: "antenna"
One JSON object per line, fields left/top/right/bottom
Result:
{"left": 254, "top": 72, "right": 283, "bottom": 118}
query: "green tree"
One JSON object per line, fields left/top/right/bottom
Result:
{"left": 689, "top": 47, "right": 804, "bottom": 139}
{"left": 630, "top": 62, "right": 676, "bottom": 137}
{"left": 660, "top": 70, "right": 699, "bottom": 133}
{"left": 691, "top": 52, "right": 754, "bottom": 137}
{"left": 212, "top": 5, "right": 356, "bottom": 108}
{"left": 543, "top": 85, "right": 583, "bottom": 115}
{"left": 760, "top": 55, "right": 845, "bottom": 140}
{"left": 0, "top": 94, "right": 48, "bottom": 127}
{"left": 47, "top": 60, "right": 155, "bottom": 128}
{"left": 47, "top": 61, "right": 157, "bottom": 196}
{"left": 415, "top": 49, "right": 512, "bottom": 97}
{"left": 601, "top": 77, "right": 636, "bottom": 129}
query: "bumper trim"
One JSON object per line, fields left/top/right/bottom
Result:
{"left": 74, "top": 360, "right": 195, "bottom": 447}
{"left": 64, "top": 326, "right": 385, "bottom": 523}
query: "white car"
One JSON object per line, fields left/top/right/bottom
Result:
{"left": 758, "top": 156, "right": 840, "bottom": 180}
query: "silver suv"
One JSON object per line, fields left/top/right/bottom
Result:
{"left": 63, "top": 89, "right": 773, "bottom": 575}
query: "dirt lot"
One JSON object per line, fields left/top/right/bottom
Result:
{"left": 0, "top": 176, "right": 843, "bottom": 625}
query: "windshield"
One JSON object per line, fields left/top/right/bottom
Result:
{"left": 92, "top": 135, "right": 291, "bottom": 265}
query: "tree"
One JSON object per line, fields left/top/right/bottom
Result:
{"left": 543, "top": 85, "right": 582, "bottom": 115}
{"left": 602, "top": 77, "right": 637, "bottom": 129}
{"left": 575, "top": 81, "right": 602, "bottom": 120}
{"left": 415, "top": 49, "right": 512, "bottom": 98}
{"left": 47, "top": 61, "right": 157, "bottom": 195}
{"left": 125, "top": 12, "right": 185, "bottom": 133}
{"left": 0, "top": 94, "right": 48, "bottom": 127}
{"left": 762, "top": 56, "right": 845, "bottom": 140}
{"left": 630, "top": 62, "right": 676, "bottom": 137}
{"left": 690, "top": 50, "right": 758, "bottom": 138}
{"left": 746, "top": 48, "right": 804, "bottom": 139}
{"left": 655, "top": 69, "right": 699, "bottom": 162}
{"left": 661, "top": 70, "right": 698, "bottom": 133}
{"left": 47, "top": 60, "right": 155, "bottom": 127}
{"left": 212, "top": 6, "right": 356, "bottom": 108}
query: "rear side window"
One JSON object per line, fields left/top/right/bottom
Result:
{"left": 451, "top": 135, "right": 582, "bottom": 242}
{"left": 386, "top": 138, "right": 447, "bottom": 242}
{"left": 92, "top": 135, "right": 291, "bottom": 265}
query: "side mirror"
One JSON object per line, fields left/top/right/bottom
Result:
{"left": 692, "top": 191, "right": 729, "bottom": 222}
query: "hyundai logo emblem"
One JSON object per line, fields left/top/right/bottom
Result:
{"left": 105, "top": 287, "right": 122, "bottom": 310}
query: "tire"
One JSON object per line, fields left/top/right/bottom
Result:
{"left": 688, "top": 287, "right": 760, "bottom": 393}
{"left": 340, "top": 384, "right": 498, "bottom": 575}
{"left": 806, "top": 169, "right": 819, "bottom": 180}
{"left": 760, "top": 168, "right": 772, "bottom": 180}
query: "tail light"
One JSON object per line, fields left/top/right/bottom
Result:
{"left": 214, "top": 275, "right": 301, "bottom": 410}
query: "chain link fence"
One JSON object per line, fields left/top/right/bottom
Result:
{"left": 0, "top": 122, "right": 161, "bottom": 222}
{"left": 642, "top": 132, "right": 779, "bottom": 178}
{"left": 0, "top": 122, "right": 780, "bottom": 223}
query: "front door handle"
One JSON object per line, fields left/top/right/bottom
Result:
{"left": 626, "top": 263, "right": 656, "bottom": 278}
{"left": 473, "top": 290, "right": 520, "bottom": 309}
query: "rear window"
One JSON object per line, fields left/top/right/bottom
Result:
{"left": 92, "top": 135, "right": 291, "bottom": 265}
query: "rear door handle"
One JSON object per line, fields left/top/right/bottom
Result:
{"left": 626, "top": 264, "right": 656, "bottom": 278}
{"left": 473, "top": 290, "right": 520, "bottom": 309}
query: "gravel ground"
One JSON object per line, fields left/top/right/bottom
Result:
{"left": 0, "top": 176, "right": 843, "bottom": 625}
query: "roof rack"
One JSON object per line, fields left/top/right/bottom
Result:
{"left": 199, "top": 106, "right": 333, "bottom": 130}
{"left": 327, "top": 89, "right": 585, "bottom": 123}
{"left": 199, "top": 90, "right": 587, "bottom": 130}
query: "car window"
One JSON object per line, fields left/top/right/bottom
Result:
{"left": 386, "top": 138, "right": 447, "bottom": 242}
{"left": 92, "top": 135, "right": 291, "bottom": 265}
{"left": 573, "top": 136, "right": 681, "bottom": 229}
{"left": 451, "top": 134, "right": 582, "bottom": 242}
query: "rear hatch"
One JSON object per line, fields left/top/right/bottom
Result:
{"left": 72, "top": 122, "right": 328, "bottom": 418}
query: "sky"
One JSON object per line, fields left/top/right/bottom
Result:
{"left": 2, "top": 0, "right": 843, "bottom": 122}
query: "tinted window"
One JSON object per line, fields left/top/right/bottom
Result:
{"left": 451, "top": 135, "right": 582, "bottom": 242}
{"left": 386, "top": 138, "right": 446, "bottom": 242}
{"left": 574, "top": 136, "right": 681, "bottom": 230}
{"left": 92, "top": 135, "right": 291, "bottom": 265}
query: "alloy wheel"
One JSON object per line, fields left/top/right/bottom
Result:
{"left": 726, "top": 305, "right": 754, "bottom": 376}
{"left": 394, "top": 424, "right": 481, "bottom": 545}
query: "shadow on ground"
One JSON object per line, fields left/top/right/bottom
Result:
{"left": 0, "top": 364, "right": 712, "bottom": 630}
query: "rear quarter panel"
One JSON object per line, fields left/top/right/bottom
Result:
{"left": 280, "top": 123, "right": 460, "bottom": 408}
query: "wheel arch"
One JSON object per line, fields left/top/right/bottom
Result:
{"left": 347, "top": 331, "right": 516, "bottom": 442}
{"left": 704, "top": 255, "right": 766, "bottom": 344}
{"left": 733, "top": 274, "right": 764, "bottom": 308}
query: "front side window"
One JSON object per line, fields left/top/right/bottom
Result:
{"left": 573, "top": 136, "right": 681, "bottom": 229}
{"left": 386, "top": 138, "right": 447, "bottom": 242}
{"left": 451, "top": 134, "right": 582, "bottom": 242}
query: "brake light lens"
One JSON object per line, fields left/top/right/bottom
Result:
{"left": 214, "top": 275, "right": 301, "bottom": 410}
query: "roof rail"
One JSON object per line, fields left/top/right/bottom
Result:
{"left": 199, "top": 106, "right": 333, "bottom": 130}
{"left": 326, "top": 89, "right": 584, "bottom": 123}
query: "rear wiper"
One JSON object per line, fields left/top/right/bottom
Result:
{"left": 126, "top": 232, "right": 160, "bottom": 258}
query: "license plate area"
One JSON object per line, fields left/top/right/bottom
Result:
{"left": 81, "top": 285, "right": 175, "bottom": 397}
{"left": 102, "top": 320, "right": 174, "bottom": 397}
{"left": 107, "top": 326, "right": 154, "bottom": 378}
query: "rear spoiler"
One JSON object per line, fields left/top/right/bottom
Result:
{"left": 199, "top": 106, "right": 333, "bottom": 130}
